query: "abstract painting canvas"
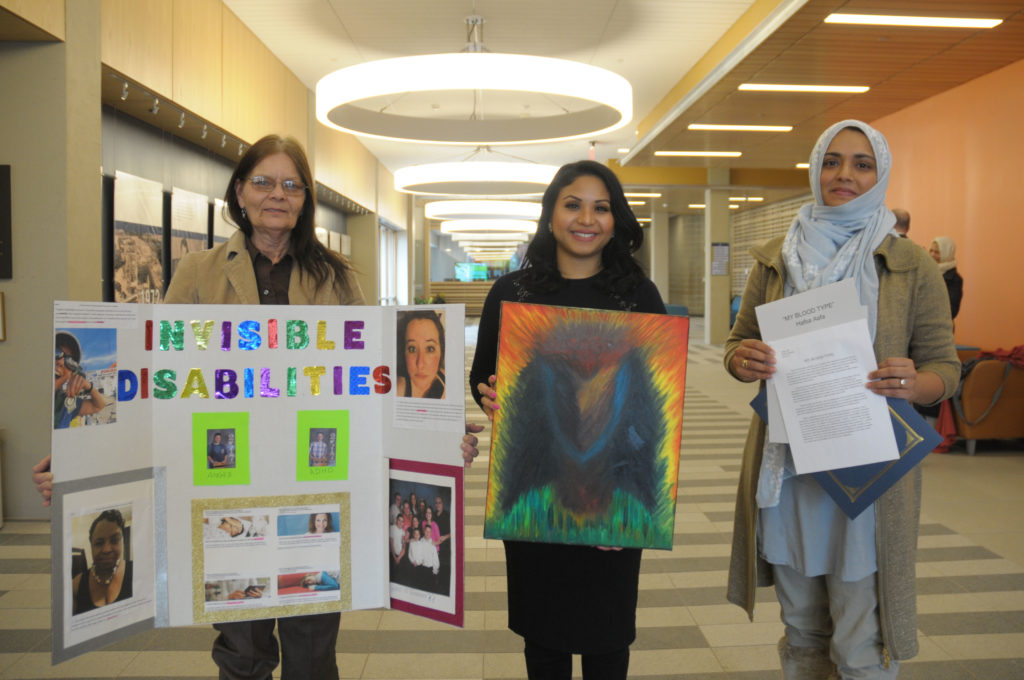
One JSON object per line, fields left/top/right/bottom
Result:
{"left": 484, "top": 302, "right": 688, "bottom": 550}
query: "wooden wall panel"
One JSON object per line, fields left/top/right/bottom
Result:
{"left": 220, "top": 5, "right": 260, "bottom": 143}
{"left": 172, "top": 0, "right": 221, "bottom": 124}
{"left": 314, "top": 124, "right": 378, "bottom": 213}
{"left": 285, "top": 72, "right": 310, "bottom": 147}
{"left": 101, "top": 0, "right": 172, "bottom": 97}
{"left": 0, "top": 0, "right": 64, "bottom": 40}
{"left": 376, "top": 164, "right": 407, "bottom": 230}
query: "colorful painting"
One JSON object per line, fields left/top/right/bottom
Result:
{"left": 484, "top": 302, "right": 689, "bottom": 550}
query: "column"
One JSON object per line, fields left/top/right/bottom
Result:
{"left": 704, "top": 168, "right": 731, "bottom": 344}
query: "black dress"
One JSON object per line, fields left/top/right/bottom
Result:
{"left": 469, "top": 269, "right": 666, "bottom": 654}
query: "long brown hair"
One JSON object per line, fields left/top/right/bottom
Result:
{"left": 225, "top": 135, "right": 354, "bottom": 298}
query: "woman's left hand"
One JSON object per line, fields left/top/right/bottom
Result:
{"left": 866, "top": 357, "right": 917, "bottom": 400}
{"left": 461, "top": 422, "right": 484, "bottom": 468}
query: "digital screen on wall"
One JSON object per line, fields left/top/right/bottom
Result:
{"left": 454, "top": 262, "right": 487, "bottom": 282}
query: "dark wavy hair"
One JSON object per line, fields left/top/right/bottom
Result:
{"left": 395, "top": 310, "right": 446, "bottom": 382}
{"left": 225, "top": 134, "right": 354, "bottom": 298}
{"left": 519, "top": 160, "right": 646, "bottom": 296}
{"left": 89, "top": 508, "right": 125, "bottom": 540}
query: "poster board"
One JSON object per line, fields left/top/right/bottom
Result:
{"left": 484, "top": 302, "right": 689, "bottom": 550}
{"left": 50, "top": 301, "right": 465, "bottom": 663}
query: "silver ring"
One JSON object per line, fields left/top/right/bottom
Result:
{"left": 899, "top": 378, "right": 906, "bottom": 387}
{"left": 741, "top": 359, "right": 749, "bottom": 369}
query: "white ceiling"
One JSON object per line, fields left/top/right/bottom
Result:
{"left": 223, "top": 0, "right": 759, "bottom": 172}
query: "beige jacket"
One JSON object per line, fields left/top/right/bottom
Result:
{"left": 164, "top": 230, "right": 364, "bottom": 306}
{"left": 723, "top": 234, "right": 960, "bottom": 660}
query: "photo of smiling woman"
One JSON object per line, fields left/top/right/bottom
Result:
{"left": 70, "top": 506, "right": 133, "bottom": 616}
{"left": 395, "top": 309, "right": 447, "bottom": 399}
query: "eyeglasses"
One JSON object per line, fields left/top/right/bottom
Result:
{"left": 247, "top": 175, "right": 307, "bottom": 196}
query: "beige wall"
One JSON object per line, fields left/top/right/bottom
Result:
{"left": 0, "top": 1, "right": 102, "bottom": 519}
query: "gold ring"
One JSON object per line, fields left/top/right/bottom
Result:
{"left": 741, "top": 359, "right": 749, "bottom": 369}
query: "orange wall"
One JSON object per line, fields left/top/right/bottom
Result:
{"left": 872, "top": 58, "right": 1024, "bottom": 350}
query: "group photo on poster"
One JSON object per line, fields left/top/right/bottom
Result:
{"left": 388, "top": 459, "right": 463, "bottom": 626}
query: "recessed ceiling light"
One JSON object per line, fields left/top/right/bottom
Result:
{"left": 795, "top": 163, "right": 810, "bottom": 169}
{"left": 728, "top": 196, "right": 765, "bottom": 202}
{"left": 624, "top": 192, "right": 662, "bottom": 198}
{"left": 654, "top": 150, "right": 742, "bottom": 157}
{"left": 617, "top": 148, "right": 630, "bottom": 153}
{"left": 688, "top": 204, "right": 705, "bottom": 209}
{"left": 739, "top": 83, "right": 870, "bottom": 93}
{"left": 637, "top": 218, "right": 652, "bottom": 223}
{"left": 688, "top": 124, "right": 793, "bottom": 132}
{"left": 627, "top": 200, "right": 646, "bottom": 206}
{"left": 729, "top": 205, "right": 739, "bottom": 209}
{"left": 825, "top": 13, "right": 1002, "bottom": 29}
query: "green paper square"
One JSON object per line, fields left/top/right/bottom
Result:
{"left": 192, "top": 412, "right": 250, "bottom": 486}
{"left": 296, "top": 410, "right": 349, "bottom": 482}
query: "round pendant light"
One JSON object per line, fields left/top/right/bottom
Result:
{"left": 425, "top": 200, "right": 542, "bottom": 221}
{"left": 315, "top": 16, "right": 632, "bottom": 145}
{"left": 440, "top": 219, "right": 537, "bottom": 234}
{"left": 395, "top": 161, "right": 557, "bottom": 197}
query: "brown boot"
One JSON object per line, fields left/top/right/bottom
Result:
{"left": 778, "top": 636, "right": 837, "bottom": 680}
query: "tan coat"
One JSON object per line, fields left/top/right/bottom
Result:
{"left": 723, "top": 234, "right": 960, "bottom": 660}
{"left": 165, "top": 230, "right": 364, "bottom": 306}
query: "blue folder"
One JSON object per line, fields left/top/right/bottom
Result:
{"left": 750, "top": 390, "right": 942, "bottom": 519}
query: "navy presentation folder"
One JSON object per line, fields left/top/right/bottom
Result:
{"left": 749, "top": 390, "right": 942, "bottom": 519}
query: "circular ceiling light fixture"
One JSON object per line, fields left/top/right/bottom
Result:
{"left": 425, "top": 200, "right": 542, "bottom": 221}
{"left": 396, "top": 161, "right": 557, "bottom": 197}
{"left": 440, "top": 219, "right": 537, "bottom": 234}
{"left": 316, "top": 15, "right": 632, "bottom": 145}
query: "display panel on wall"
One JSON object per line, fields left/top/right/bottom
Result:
{"left": 213, "top": 198, "right": 234, "bottom": 244}
{"left": 0, "top": 165, "right": 10, "bottom": 279}
{"left": 113, "top": 171, "right": 164, "bottom": 303}
{"left": 170, "top": 187, "right": 210, "bottom": 277}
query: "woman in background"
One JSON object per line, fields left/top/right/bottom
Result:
{"left": 469, "top": 160, "right": 665, "bottom": 680}
{"left": 929, "top": 236, "right": 963, "bottom": 320}
{"left": 725, "top": 120, "right": 959, "bottom": 678}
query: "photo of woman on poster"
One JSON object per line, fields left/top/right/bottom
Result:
{"left": 395, "top": 310, "right": 447, "bottom": 399}
{"left": 71, "top": 506, "right": 133, "bottom": 616}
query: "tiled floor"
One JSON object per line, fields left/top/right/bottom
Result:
{"left": 2, "top": 318, "right": 1023, "bottom": 678}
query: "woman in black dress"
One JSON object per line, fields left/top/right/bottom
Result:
{"left": 470, "top": 160, "right": 665, "bottom": 679}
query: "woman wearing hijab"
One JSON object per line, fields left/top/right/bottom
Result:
{"left": 928, "top": 236, "right": 963, "bottom": 319}
{"left": 724, "top": 120, "right": 959, "bottom": 679}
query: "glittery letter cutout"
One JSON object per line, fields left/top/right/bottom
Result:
{"left": 268, "top": 319, "right": 278, "bottom": 348}
{"left": 190, "top": 320, "right": 215, "bottom": 350}
{"left": 286, "top": 367, "right": 297, "bottom": 397}
{"left": 153, "top": 369, "right": 177, "bottom": 399}
{"left": 349, "top": 366, "right": 370, "bottom": 395}
{"left": 286, "top": 320, "right": 310, "bottom": 349}
{"left": 118, "top": 370, "right": 138, "bottom": 401}
{"left": 259, "top": 368, "right": 279, "bottom": 397}
{"left": 180, "top": 368, "right": 211, "bottom": 399}
{"left": 373, "top": 365, "right": 392, "bottom": 394}
{"left": 344, "top": 320, "right": 365, "bottom": 350}
{"left": 304, "top": 366, "right": 326, "bottom": 395}
{"left": 215, "top": 369, "right": 239, "bottom": 399}
{"left": 160, "top": 320, "right": 184, "bottom": 351}
{"left": 145, "top": 320, "right": 153, "bottom": 350}
{"left": 316, "top": 320, "right": 335, "bottom": 350}
{"left": 244, "top": 368, "right": 254, "bottom": 398}
{"left": 238, "top": 320, "right": 262, "bottom": 350}
{"left": 333, "top": 366, "right": 345, "bottom": 395}
{"left": 141, "top": 368, "right": 149, "bottom": 399}
{"left": 221, "top": 321, "right": 232, "bottom": 351}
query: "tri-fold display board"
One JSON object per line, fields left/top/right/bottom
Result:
{"left": 50, "top": 301, "right": 465, "bottom": 663}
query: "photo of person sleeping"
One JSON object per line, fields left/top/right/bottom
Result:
{"left": 202, "top": 515, "right": 269, "bottom": 540}
{"left": 277, "top": 570, "right": 341, "bottom": 594}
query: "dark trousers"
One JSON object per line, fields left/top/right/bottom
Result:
{"left": 524, "top": 639, "right": 630, "bottom": 680}
{"left": 212, "top": 613, "right": 341, "bottom": 680}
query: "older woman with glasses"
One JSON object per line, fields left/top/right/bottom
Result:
{"left": 34, "top": 133, "right": 482, "bottom": 680}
